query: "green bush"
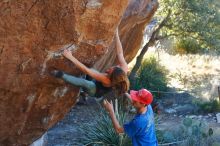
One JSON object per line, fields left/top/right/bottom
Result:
{"left": 134, "top": 56, "right": 168, "bottom": 97}
{"left": 157, "top": 118, "right": 215, "bottom": 146}
{"left": 197, "top": 99, "right": 220, "bottom": 113}
{"left": 172, "top": 38, "right": 202, "bottom": 54}
{"left": 181, "top": 118, "right": 214, "bottom": 146}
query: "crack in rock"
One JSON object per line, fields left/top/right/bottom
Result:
{"left": 41, "top": 44, "right": 78, "bottom": 76}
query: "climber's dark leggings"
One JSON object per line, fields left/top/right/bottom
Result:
{"left": 62, "top": 73, "right": 96, "bottom": 96}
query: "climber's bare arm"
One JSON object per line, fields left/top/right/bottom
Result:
{"left": 115, "top": 28, "right": 128, "bottom": 73}
{"left": 63, "top": 50, "right": 111, "bottom": 85}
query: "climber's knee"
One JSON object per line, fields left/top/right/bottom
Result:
{"left": 84, "top": 82, "right": 96, "bottom": 96}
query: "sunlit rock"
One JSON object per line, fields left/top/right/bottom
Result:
{"left": 0, "top": 0, "right": 158, "bottom": 145}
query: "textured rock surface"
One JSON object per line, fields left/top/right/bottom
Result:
{"left": 0, "top": 0, "right": 158, "bottom": 145}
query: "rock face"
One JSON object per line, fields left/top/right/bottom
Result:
{"left": 0, "top": 0, "right": 158, "bottom": 145}
{"left": 94, "top": 0, "right": 158, "bottom": 71}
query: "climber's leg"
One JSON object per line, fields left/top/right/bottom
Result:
{"left": 51, "top": 70, "right": 96, "bottom": 96}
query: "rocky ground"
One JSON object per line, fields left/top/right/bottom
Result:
{"left": 46, "top": 98, "right": 100, "bottom": 146}
{"left": 45, "top": 95, "right": 220, "bottom": 146}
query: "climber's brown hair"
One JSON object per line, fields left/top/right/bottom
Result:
{"left": 110, "top": 66, "right": 130, "bottom": 95}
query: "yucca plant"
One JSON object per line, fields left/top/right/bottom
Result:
{"left": 79, "top": 99, "right": 132, "bottom": 146}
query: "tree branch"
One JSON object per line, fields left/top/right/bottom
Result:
{"left": 129, "top": 10, "right": 172, "bottom": 87}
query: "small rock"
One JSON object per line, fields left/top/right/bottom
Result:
{"left": 216, "top": 113, "right": 220, "bottom": 123}
{"left": 174, "top": 104, "right": 196, "bottom": 114}
{"left": 165, "top": 108, "right": 177, "bottom": 114}
{"left": 188, "top": 115, "right": 196, "bottom": 119}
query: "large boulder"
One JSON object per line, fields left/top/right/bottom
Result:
{"left": 0, "top": 0, "right": 158, "bottom": 145}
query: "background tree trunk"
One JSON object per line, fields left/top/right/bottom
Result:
{"left": 129, "top": 10, "right": 171, "bottom": 88}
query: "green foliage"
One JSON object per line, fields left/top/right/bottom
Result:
{"left": 212, "top": 142, "right": 220, "bottom": 146}
{"left": 162, "top": 131, "right": 176, "bottom": 143}
{"left": 155, "top": 0, "right": 220, "bottom": 52}
{"left": 183, "top": 118, "right": 193, "bottom": 127}
{"left": 134, "top": 56, "right": 168, "bottom": 97}
{"left": 181, "top": 118, "right": 214, "bottom": 146}
{"left": 197, "top": 99, "right": 220, "bottom": 113}
{"left": 79, "top": 100, "right": 132, "bottom": 146}
{"left": 172, "top": 38, "right": 203, "bottom": 54}
{"left": 157, "top": 118, "right": 215, "bottom": 145}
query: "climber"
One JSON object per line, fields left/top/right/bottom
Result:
{"left": 51, "top": 27, "right": 129, "bottom": 98}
